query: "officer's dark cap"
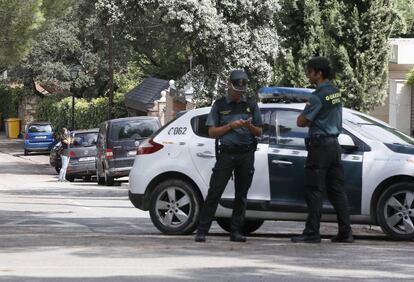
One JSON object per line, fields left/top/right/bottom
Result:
{"left": 229, "top": 69, "right": 248, "bottom": 92}
{"left": 307, "top": 56, "right": 332, "bottom": 79}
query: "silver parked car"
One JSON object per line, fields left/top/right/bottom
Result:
{"left": 65, "top": 128, "right": 99, "bottom": 182}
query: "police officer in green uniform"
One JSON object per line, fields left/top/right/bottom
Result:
{"left": 291, "top": 57, "right": 354, "bottom": 243}
{"left": 195, "top": 69, "right": 263, "bottom": 243}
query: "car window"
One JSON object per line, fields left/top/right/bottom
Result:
{"left": 345, "top": 112, "right": 414, "bottom": 146}
{"left": 111, "top": 119, "right": 160, "bottom": 141}
{"left": 269, "top": 110, "right": 307, "bottom": 147}
{"left": 72, "top": 132, "right": 98, "bottom": 147}
{"left": 191, "top": 114, "right": 209, "bottom": 138}
{"left": 259, "top": 108, "right": 272, "bottom": 144}
{"left": 28, "top": 124, "right": 52, "bottom": 133}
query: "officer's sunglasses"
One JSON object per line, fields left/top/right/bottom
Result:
{"left": 230, "top": 79, "right": 248, "bottom": 92}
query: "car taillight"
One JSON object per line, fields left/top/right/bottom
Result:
{"left": 69, "top": 150, "right": 76, "bottom": 158}
{"left": 137, "top": 138, "right": 164, "bottom": 155}
{"left": 105, "top": 148, "right": 113, "bottom": 159}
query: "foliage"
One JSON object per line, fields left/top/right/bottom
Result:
{"left": 0, "top": 0, "right": 44, "bottom": 71}
{"left": 0, "top": 84, "right": 24, "bottom": 119}
{"left": 96, "top": 0, "right": 279, "bottom": 106}
{"left": 407, "top": 68, "right": 414, "bottom": 85}
{"left": 276, "top": 0, "right": 399, "bottom": 112}
{"left": 392, "top": 0, "right": 414, "bottom": 37}
{"left": 35, "top": 93, "right": 127, "bottom": 131}
{"left": 10, "top": 0, "right": 136, "bottom": 100}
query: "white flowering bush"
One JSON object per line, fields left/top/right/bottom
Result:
{"left": 95, "top": 0, "right": 278, "bottom": 107}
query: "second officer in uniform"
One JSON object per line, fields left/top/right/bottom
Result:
{"left": 195, "top": 69, "right": 262, "bottom": 243}
{"left": 292, "top": 57, "right": 354, "bottom": 243}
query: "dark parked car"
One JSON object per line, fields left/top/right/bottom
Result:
{"left": 24, "top": 121, "right": 55, "bottom": 155}
{"left": 96, "top": 117, "right": 161, "bottom": 186}
{"left": 65, "top": 128, "right": 99, "bottom": 182}
{"left": 49, "top": 141, "right": 62, "bottom": 173}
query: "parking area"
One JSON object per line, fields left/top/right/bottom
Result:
{"left": 1, "top": 132, "right": 414, "bottom": 281}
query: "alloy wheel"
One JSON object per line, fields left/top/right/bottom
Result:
{"left": 383, "top": 190, "right": 414, "bottom": 235}
{"left": 154, "top": 186, "right": 192, "bottom": 228}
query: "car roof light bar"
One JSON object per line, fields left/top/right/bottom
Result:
{"left": 258, "top": 87, "right": 314, "bottom": 103}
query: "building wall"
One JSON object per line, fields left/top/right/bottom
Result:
{"left": 369, "top": 38, "right": 414, "bottom": 135}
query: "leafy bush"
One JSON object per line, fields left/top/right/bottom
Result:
{"left": 407, "top": 68, "right": 414, "bottom": 86}
{"left": 0, "top": 84, "right": 23, "bottom": 120}
{"left": 36, "top": 93, "right": 127, "bottom": 131}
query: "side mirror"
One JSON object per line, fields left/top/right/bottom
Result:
{"left": 338, "top": 134, "right": 358, "bottom": 151}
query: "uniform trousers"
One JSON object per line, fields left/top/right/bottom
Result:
{"left": 197, "top": 149, "right": 255, "bottom": 233}
{"left": 304, "top": 136, "right": 352, "bottom": 235}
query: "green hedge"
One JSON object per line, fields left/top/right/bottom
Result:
{"left": 36, "top": 93, "right": 128, "bottom": 131}
{"left": 0, "top": 84, "right": 22, "bottom": 120}
{"left": 407, "top": 68, "right": 414, "bottom": 86}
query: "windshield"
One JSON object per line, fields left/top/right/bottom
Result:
{"left": 111, "top": 119, "right": 160, "bottom": 141}
{"left": 345, "top": 112, "right": 414, "bottom": 146}
{"left": 72, "top": 132, "right": 98, "bottom": 147}
{"left": 28, "top": 124, "right": 52, "bottom": 133}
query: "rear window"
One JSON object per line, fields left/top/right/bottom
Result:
{"left": 110, "top": 119, "right": 160, "bottom": 141}
{"left": 72, "top": 132, "right": 98, "bottom": 147}
{"left": 28, "top": 124, "right": 52, "bottom": 133}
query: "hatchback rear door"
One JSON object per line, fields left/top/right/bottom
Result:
{"left": 69, "top": 132, "right": 98, "bottom": 163}
{"left": 109, "top": 119, "right": 161, "bottom": 168}
{"left": 27, "top": 124, "right": 54, "bottom": 143}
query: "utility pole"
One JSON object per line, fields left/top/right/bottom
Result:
{"left": 107, "top": 24, "right": 114, "bottom": 121}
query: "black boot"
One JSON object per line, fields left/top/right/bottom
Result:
{"left": 331, "top": 232, "right": 354, "bottom": 243}
{"left": 230, "top": 231, "right": 246, "bottom": 242}
{"left": 291, "top": 233, "right": 321, "bottom": 243}
{"left": 195, "top": 231, "right": 206, "bottom": 242}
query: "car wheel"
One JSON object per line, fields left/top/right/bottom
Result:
{"left": 149, "top": 179, "right": 202, "bottom": 235}
{"left": 84, "top": 176, "right": 92, "bottom": 182}
{"left": 104, "top": 168, "right": 114, "bottom": 186}
{"left": 24, "top": 149, "right": 28, "bottom": 156}
{"left": 377, "top": 182, "right": 414, "bottom": 240}
{"left": 65, "top": 175, "right": 75, "bottom": 182}
{"left": 55, "top": 166, "right": 61, "bottom": 174}
{"left": 216, "top": 218, "right": 264, "bottom": 235}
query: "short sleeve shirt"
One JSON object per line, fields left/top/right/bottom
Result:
{"left": 301, "top": 81, "right": 342, "bottom": 136}
{"left": 206, "top": 95, "right": 262, "bottom": 146}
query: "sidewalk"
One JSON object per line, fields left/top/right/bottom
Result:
{"left": 0, "top": 131, "right": 24, "bottom": 155}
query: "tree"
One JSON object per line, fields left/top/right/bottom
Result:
{"left": 0, "top": 0, "right": 44, "bottom": 71}
{"left": 0, "top": 0, "right": 73, "bottom": 72}
{"left": 9, "top": 0, "right": 136, "bottom": 99}
{"left": 96, "top": 0, "right": 279, "bottom": 106}
{"left": 276, "top": 0, "right": 399, "bottom": 112}
{"left": 392, "top": 0, "right": 414, "bottom": 37}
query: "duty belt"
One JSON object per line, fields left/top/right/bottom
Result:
{"left": 219, "top": 143, "right": 256, "bottom": 154}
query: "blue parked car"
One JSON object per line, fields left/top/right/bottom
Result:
{"left": 24, "top": 121, "right": 55, "bottom": 155}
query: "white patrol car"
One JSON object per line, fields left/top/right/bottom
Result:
{"left": 129, "top": 88, "right": 414, "bottom": 240}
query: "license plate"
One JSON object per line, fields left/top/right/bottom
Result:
{"left": 128, "top": 150, "right": 136, "bottom": 156}
{"left": 35, "top": 136, "right": 47, "bottom": 139}
{"left": 78, "top": 157, "right": 95, "bottom": 162}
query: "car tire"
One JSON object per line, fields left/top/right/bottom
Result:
{"left": 24, "top": 149, "right": 29, "bottom": 156}
{"left": 55, "top": 166, "right": 61, "bottom": 174}
{"left": 84, "top": 176, "right": 92, "bottom": 182}
{"left": 376, "top": 182, "right": 414, "bottom": 240}
{"left": 104, "top": 169, "right": 115, "bottom": 186}
{"left": 65, "top": 175, "right": 75, "bottom": 182}
{"left": 216, "top": 218, "right": 264, "bottom": 235}
{"left": 149, "top": 179, "right": 202, "bottom": 235}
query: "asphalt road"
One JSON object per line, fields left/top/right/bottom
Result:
{"left": 0, "top": 133, "right": 413, "bottom": 282}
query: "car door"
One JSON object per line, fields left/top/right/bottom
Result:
{"left": 268, "top": 109, "right": 363, "bottom": 214}
{"left": 188, "top": 112, "right": 270, "bottom": 201}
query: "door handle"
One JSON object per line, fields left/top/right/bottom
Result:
{"left": 272, "top": 160, "right": 293, "bottom": 165}
{"left": 196, "top": 152, "right": 215, "bottom": 159}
